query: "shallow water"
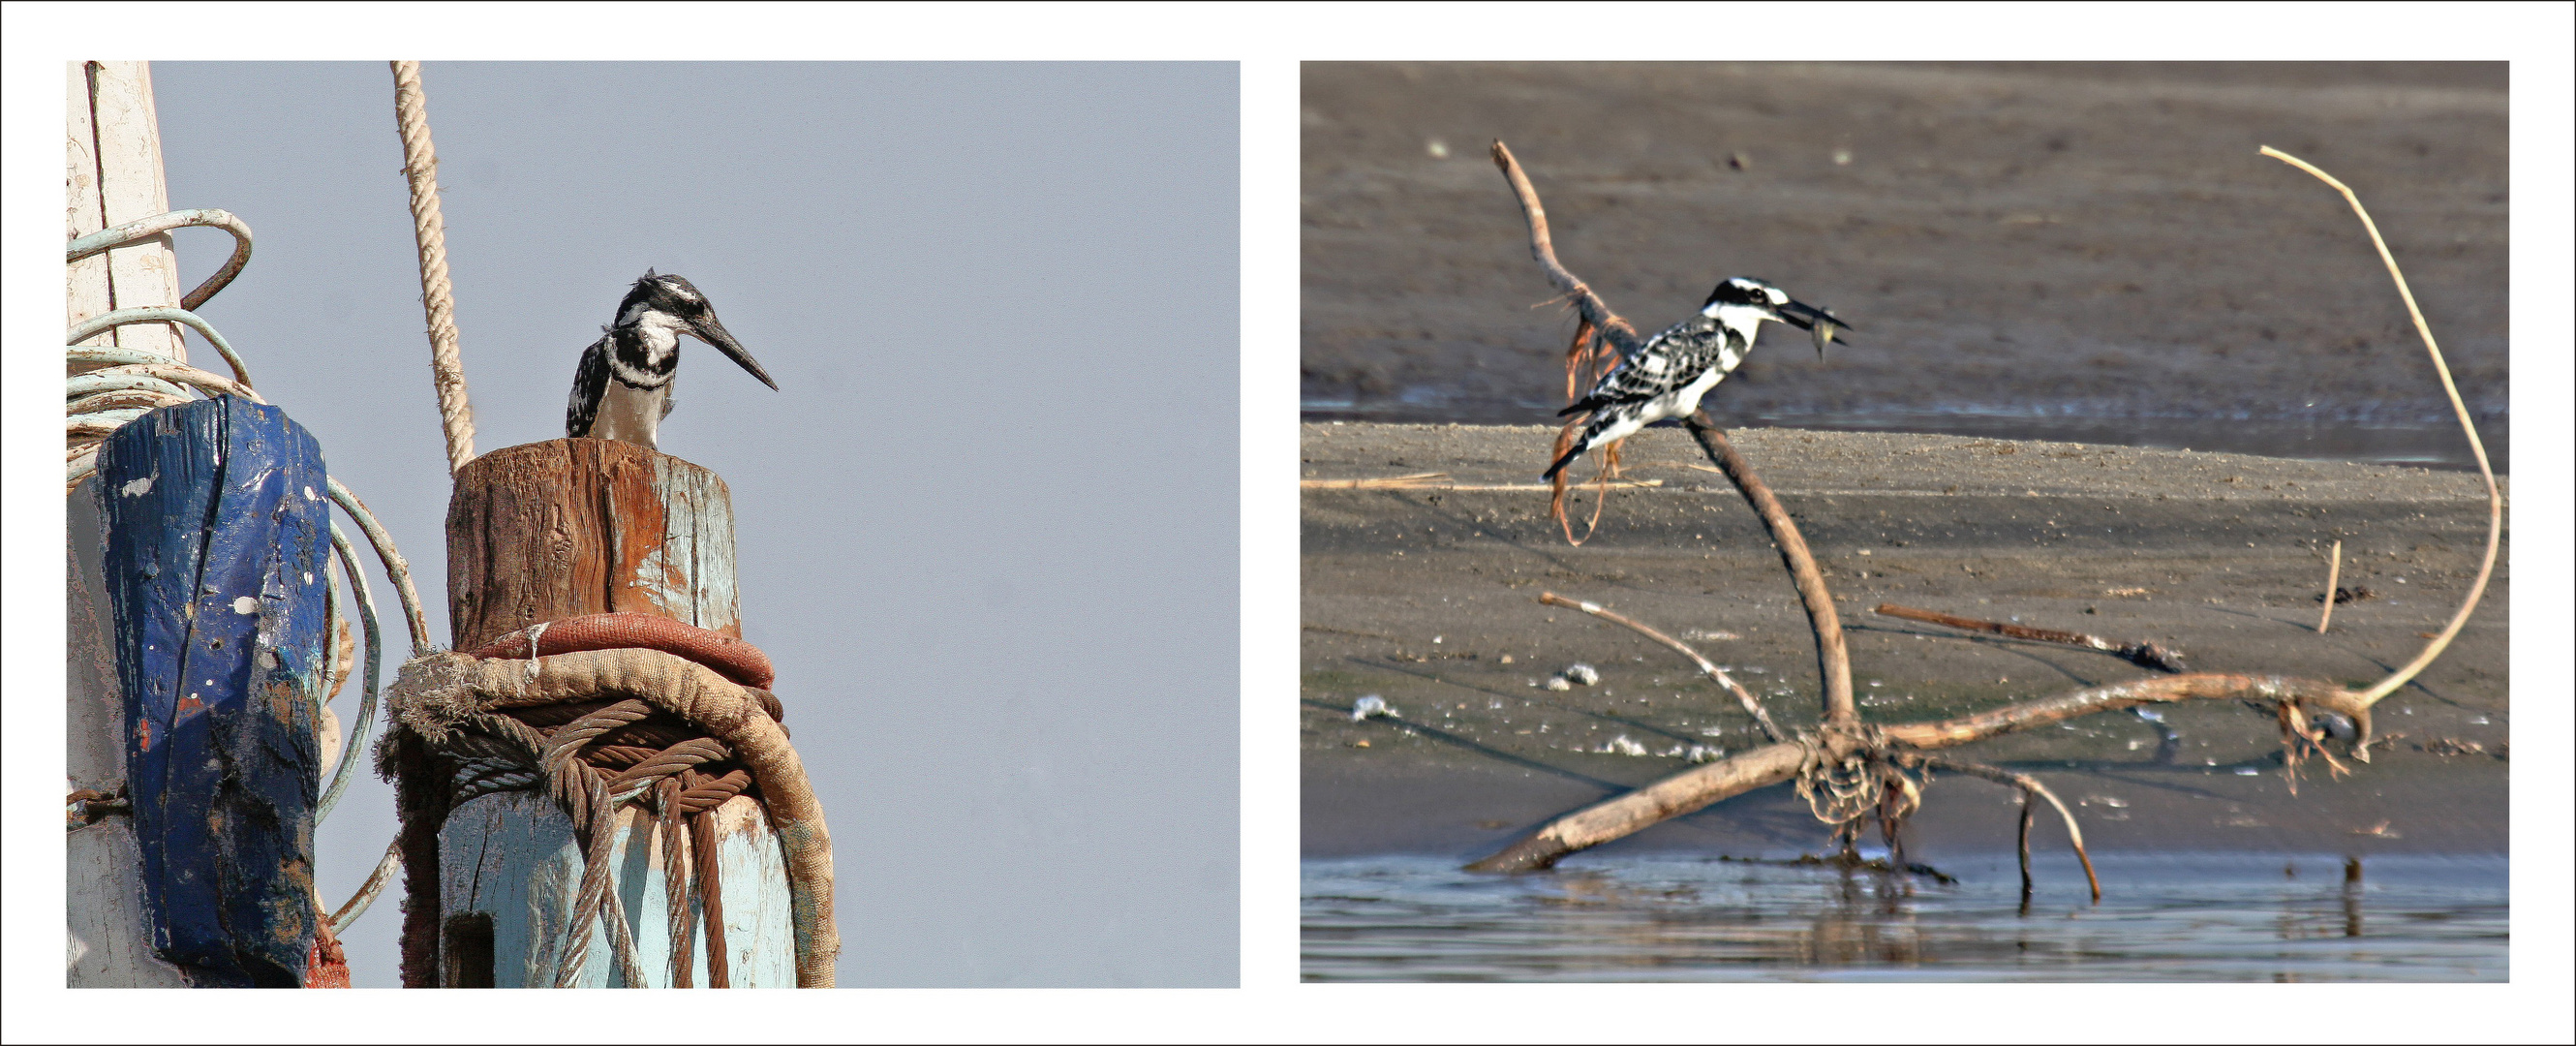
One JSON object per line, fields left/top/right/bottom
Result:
{"left": 1303, "top": 852, "right": 2506, "bottom": 982}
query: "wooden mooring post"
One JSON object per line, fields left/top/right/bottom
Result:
{"left": 406, "top": 438, "right": 799, "bottom": 987}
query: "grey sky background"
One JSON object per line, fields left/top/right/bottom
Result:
{"left": 149, "top": 61, "right": 1238, "bottom": 988}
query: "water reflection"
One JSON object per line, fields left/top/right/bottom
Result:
{"left": 1303, "top": 852, "right": 2503, "bottom": 982}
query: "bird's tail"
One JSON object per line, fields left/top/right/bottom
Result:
{"left": 1543, "top": 421, "right": 1597, "bottom": 480}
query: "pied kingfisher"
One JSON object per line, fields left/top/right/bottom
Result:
{"left": 566, "top": 270, "right": 777, "bottom": 449}
{"left": 1544, "top": 276, "right": 1852, "bottom": 479}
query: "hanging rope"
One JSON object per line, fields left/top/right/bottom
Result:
{"left": 390, "top": 60, "right": 476, "bottom": 476}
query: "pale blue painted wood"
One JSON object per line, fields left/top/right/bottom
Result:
{"left": 441, "top": 792, "right": 793, "bottom": 987}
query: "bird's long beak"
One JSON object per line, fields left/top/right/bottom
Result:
{"left": 690, "top": 313, "right": 778, "bottom": 390}
{"left": 1775, "top": 298, "right": 1855, "bottom": 359}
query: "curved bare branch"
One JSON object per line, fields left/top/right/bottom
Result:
{"left": 2259, "top": 146, "right": 2498, "bottom": 708}
{"left": 1489, "top": 140, "right": 1641, "bottom": 354}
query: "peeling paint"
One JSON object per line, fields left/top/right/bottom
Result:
{"left": 121, "top": 475, "right": 154, "bottom": 497}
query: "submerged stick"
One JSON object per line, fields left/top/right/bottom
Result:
{"left": 1686, "top": 414, "right": 1855, "bottom": 726}
{"left": 2259, "top": 147, "right": 2498, "bottom": 708}
{"left": 2317, "top": 539, "right": 2343, "bottom": 634}
{"left": 2016, "top": 792, "right": 2036, "bottom": 903}
{"left": 1537, "top": 592, "right": 1784, "bottom": 742}
{"left": 1873, "top": 602, "right": 2188, "bottom": 673}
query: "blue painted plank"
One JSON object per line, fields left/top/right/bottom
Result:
{"left": 98, "top": 395, "right": 330, "bottom": 987}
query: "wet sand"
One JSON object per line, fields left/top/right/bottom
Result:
{"left": 1301, "top": 62, "right": 2509, "bottom": 469}
{"left": 1300, "top": 423, "right": 2509, "bottom": 860}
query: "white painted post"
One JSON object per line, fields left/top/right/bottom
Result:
{"left": 71, "top": 61, "right": 186, "bottom": 359}
{"left": 438, "top": 795, "right": 796, "bottom": 988}
{"left": 66, "top": 59, "right": 192, "bottom": 988}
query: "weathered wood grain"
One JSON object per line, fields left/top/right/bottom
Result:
{"left": 446, "top": 439, "right": 741, "bottom": 652}
{"left": 98, "top": 396, "right": 330, "bottom": 986}
{"left": 66, "top": 62, "right": 111, "bottom": 351}
{"left": 81, "top": 61, "right": 184, "bottom": 359}
{"left": 439, "top": 793, "right": 794, "bottom": 987}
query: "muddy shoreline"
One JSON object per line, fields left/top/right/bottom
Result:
{"left": 1300, "top": 423, "right": 2509, "bottom": 860}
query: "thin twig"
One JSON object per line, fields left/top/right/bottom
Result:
{"left": 1910, "top": 756, "right": 2100, "bottom": 902}
{"left": 2260, "top": 147, "right": 2498, "bottom": 708}
{"left": 1685, "top": 414, "right": 1855, "bottom": 725}
{"left": 1873, "top": 602, "right": 2188, "bottom": 673}
{"left": 1300, "top": 472, "right": 1447, "bottom": 489}
{"left": 1537, "top": 592, "right": 1784, "bottom": 742}
{"left": 2317, "top": 539, "right": 2343, "bottom": 634}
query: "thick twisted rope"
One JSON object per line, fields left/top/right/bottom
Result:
{"left": 437, "top": 700, "right": 752, "bottom": 987}
{"left": 388, "top": 644, "right": 830, "bottom": 986}
{"left": 390, "top": 61, "right": 475, "bottom": 475}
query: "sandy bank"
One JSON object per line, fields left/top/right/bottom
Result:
{"left": 1301, "top": 423, "right": 2509, "bottom": 859}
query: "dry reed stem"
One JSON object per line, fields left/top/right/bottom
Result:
{"left": 1537, "top": 591, "right": 1785, "bottom": 742}
{"left": 2318, "top": 539, "right": 2343, "bottom": 633}
{"left": 1300, "top": 473, "right": 1448, "bottom": 489}
{"left": 2260, "top": 147, "right": 2499, "bottom": 707}
{"left": 1685, "top": 414, "right": 1855, "bottom": 725}
{"left": 1303, "top": 474, "right": 1664, "bottom": 492}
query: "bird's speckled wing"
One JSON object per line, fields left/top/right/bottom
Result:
{"left": 1561, "top": 318, "right": 1733, "bottom": 416}
{"left": 565, "top": 336, "right": 611, "bottom": 438}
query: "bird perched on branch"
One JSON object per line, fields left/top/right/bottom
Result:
{"left": 566, "top": 270, "right": 777, "bottom": 449}
{"left": 1545, "top": 277, "right": 1852, "bottom": 479}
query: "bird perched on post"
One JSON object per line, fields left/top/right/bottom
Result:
{"left": 566, "top": 270, "right": 777, "bottom": 449}
{"left": 1545, "top": 276, "right": 1852, "bottom": 479}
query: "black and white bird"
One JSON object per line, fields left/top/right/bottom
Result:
{"left": 1544, "top": 276, "right": 1852, "bottom": 479}
{"left": 566, "top": 270, "right": 778, "bottom": 449}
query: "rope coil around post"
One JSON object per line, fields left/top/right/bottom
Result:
{"left": 381, "top": 623, "right": 836, "bottom": 988}
{"left": 389, "top": 60, "right": 476, "bottom": 476}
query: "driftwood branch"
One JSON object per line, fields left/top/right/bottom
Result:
{"left": 1537, "top": 591, "right": 1784, "bottom": 742}
{"left": 1489, "top": 140, "right": 1640, "bottom": 354}
{"left": 1493, "top": 140, "right": 1641, "bottom": 545}
{"left": 1457, "top": 147, "right": 2460, "bottom": 891}
{"left": 1470, "top": 652, "right": 2370, "bottom": 873}
{"left": 1879, "top": 672, "right": 2369, "bottom": 752}
{"left": 1468, "top": 742, "right": 1806, "bottom": 873}
{"left": 2260, "top": 147, "right": 2499, "bottom": 707}
{"left": 1905, "top": 755, "right": 2100, "bottom": 902}
{"left": 1685, "top": 414, "right": 1855, "bottom": 726}
{"left": 1873, "top": 602, "right": 2189, "bottom": 673}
